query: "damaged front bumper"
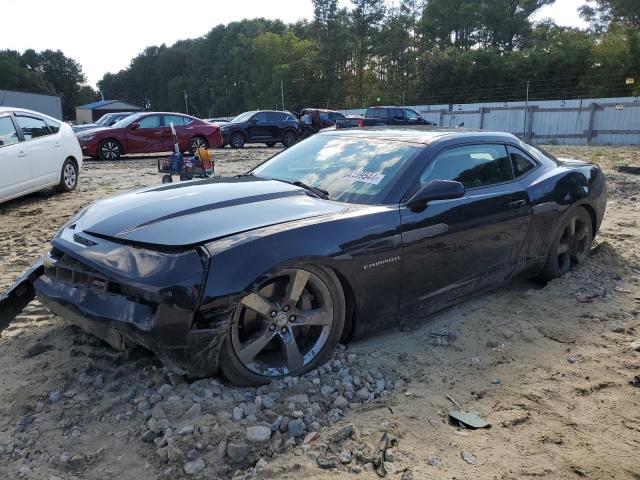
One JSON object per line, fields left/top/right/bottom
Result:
{"left": 0, "top": 229, "right": 235, "bottom": 377}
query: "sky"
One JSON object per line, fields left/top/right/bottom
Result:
{"left": 2, "top": 0, "right": 589, "bottom": 89}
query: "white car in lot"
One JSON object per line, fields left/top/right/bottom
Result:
{"left": 0, "top": 107, "right": 82, "bottom": 204}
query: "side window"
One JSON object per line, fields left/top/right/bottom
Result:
{"left": 508, "top": 145, "right": 537, "bottom": 178}
{"left": 253, "top": 112, "right": 268, "bottom": 122}
{"left": 320, "top": 112, "right": 330, "bottom": 122}
{"left": 138, "top": 115, "right": 161, "bottom": 129}
{"left": 267, "top": 112, "right": 282, "bottom": 122}
{"left": 420, "top": 144, "right": 513, "bottom": 189}
{"left": 372, "top": 109, "right": 387, "bottom": 119}
{"left": 391, "top": 108, "right": 404, "bottom": 120}
{"left": 15, "top": 115, "right": 50, "bottom": 140}
{"left": 404, "top": 109, "right": 419, "bottom": 121}
{"left": 45, "top": 118, "right": 60, "bottom": 133}
{"left": 0, "top": 116, "right": 20, "bottom": 147}
{"left": 164, "top": 115, "right": 186, "bottom": 127}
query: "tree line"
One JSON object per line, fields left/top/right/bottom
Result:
{"left": 2, "top": 0, "right": 639, "bottom": 119}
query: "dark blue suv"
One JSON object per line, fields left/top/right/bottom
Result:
{"left": 219, "top": 110, "right": 299, "bottom": 149}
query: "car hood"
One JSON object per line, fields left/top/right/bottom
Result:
{"left": 76, "top": 126, "right": 115, "bottom": 138}
{"left": 73, "top": 177, "right": 349, "bottom": 248}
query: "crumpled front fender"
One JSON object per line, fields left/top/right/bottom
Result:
{"left": 0, "top": 258, "right": 44, "bottom": 333}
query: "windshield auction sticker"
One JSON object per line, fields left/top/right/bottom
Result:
{"left": 338, "top": 169, "right": 385, "bottom": 185}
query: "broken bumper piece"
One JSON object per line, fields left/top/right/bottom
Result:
{"left": 0, "top": 258, "right": 44, "bottom": 333}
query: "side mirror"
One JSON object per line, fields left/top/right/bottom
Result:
{"left": 249, "top": 118, "right": 258, "bottom": 124}
{"left": 129, "top": 122, "right": 140, "bottom": 130}
{"left": 406, "top": 180, "right": 465, "bottom": 212}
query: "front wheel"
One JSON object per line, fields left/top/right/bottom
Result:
{"left": 230, "top": 132, "right": 245, "bottom": 149}
{"left": 282, "top": 131, "right": 297, "bottom": 148}
{"left": 98, "top": 139, "right": 122, "bottom": 160}
{"left": 537, "top": 207, "right": 593, "bottom": 282}
{"left": 220, "top": 265, "right": 345, "bottom": 386}
{"left": 56, "top": 159, "right": 78, "bottom": 192}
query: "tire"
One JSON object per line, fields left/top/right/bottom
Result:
{"left": 537, "top": 206, "right": 593, "bottom": 282}
{"left": 220, "top": 265, "right": 346, "bottom": 386}
{"left": 230, "top": 132, "right": 245, "bottom": 149}
{"left": 56, "top": 159, "right": 78, "bottom": 193}
{"left": 189, "top": 136, "right": 208, "bottom": 155}
{"left": 265, "top": 142, "right": 277, "bottom": 148}
{"left": 282, "top": 130, "right": 297, "bottom": 148}
{"left": 98, "top": 139, "right": 122, "bottom": 160}
{"left": 162, "top": 175, "right": 173, "bottom": 184}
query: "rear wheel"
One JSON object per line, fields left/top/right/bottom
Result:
{"left": 282, "top": 131, "right": 297, "bottom": 148}
{"left": 230, "top": 132, "right": 245, "bottom": 149}
{"left": 537, "top": 207, "right": 593, "bottom": 282}
{"left": 220, "top": 265, "right": 345, "bottom": 386}
{"left": 189, "top": 136, "right": 208, "bottom": 155}
{"left": 56, "top": 159, "right": 78, "bottom": 192}
{"left": 98, "top": 139, "right": 122, "bottom": 160}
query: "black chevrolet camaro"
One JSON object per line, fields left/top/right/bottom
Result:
{"left": 0, "top": 128, "right": 607, "bottom": 385}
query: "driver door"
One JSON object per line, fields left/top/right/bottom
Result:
{"left": 400, "top": 143, "right": 531, "bottom": 316}
{"left": 125, "top": 114, "right": 167, "bottom": 153}
{"left": 247, "top": 112, "right": 270, "bottom": 142}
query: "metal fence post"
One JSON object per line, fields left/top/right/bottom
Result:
{"left": 587, "top": 103, "right": 598, "bottom": 145}
{"left": 479, "top": 107, "right": 488, "bottom": 129}
{"left": 526, "top": 106, "right": 536, "bottom": 142}
{"left": 439, "top": 110, "right": 445, "bottom": 126}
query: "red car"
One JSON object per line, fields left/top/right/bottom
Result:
{"left": 77, "top": 112, "right": 223, "bottom": 160}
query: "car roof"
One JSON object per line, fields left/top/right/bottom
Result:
{"left": 319, "top": 126, "right": 519, "bottom": 145}
{"left": 0, "top": 107, "right": 60, "bottom": 121}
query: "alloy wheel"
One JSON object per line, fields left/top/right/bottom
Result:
{"left": 100, "top": 141, "right": 120, "bottom": 160}
{"left": 557, "top": 214, "right": 590, "bottom": 271}
{"left": 231, "top": 133, "right": 245, "bottom": 149}
{"left": 63, "top": 163, "right": 77, "bottom": 190}
{"left": 283, "top": 132, "right": 296, "bottom": 148}
{"left": 231, "top": 269, "right": 334, "bottom": 377}
{"left": 189, "top": 137, "right": 207, "bottom": 153}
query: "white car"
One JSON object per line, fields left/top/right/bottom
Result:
{"left": 0, "top": 107, "right": 83, "bottom": 204}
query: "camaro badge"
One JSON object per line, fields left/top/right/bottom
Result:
{"left": 364, "top": 256, "right": 401, "bottom": 270}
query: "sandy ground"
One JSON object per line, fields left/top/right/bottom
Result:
{"left": 0, "top": 145, "right": 639, "bottom": 480}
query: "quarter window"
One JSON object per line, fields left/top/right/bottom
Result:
{"left": 0, "top": 117, "right": 19, "bottom": 147}
{"left": 164, "top": 115, "right": 186, "bottom": 127}
{"left": 420, "top": 144, "right": 513, "bottom": 189}
{"left": 508, "top": 146, "right": 537, "bottom": 177}
{"left": 15, "top": 115, "right": 50, "bottom": 140}
{"left": 138, "top": 115, "right": 161, "bottom": 129}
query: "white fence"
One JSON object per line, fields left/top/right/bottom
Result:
{"left": 340, "top": 96, "right": 640, "bottom": 145}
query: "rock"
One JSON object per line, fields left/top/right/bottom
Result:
{"left": 331, "top": 424, "right": 355, "bottom": 442}
{"left": 347, "top": 353, "right": 357, "bottom": 363}
{"left": 287, "top": 394, "right": 309, "bottom": 404}
{"left": 262, "top": 395, "right": 276, "bottom": 410}
{"left": 503, "top": 329, "right": 514, "bottom": 339}
{"left": 461, "top": 450, "right": 477, "bottom": 465}
{"left": 49, "top": 391, "right": 62, "bottom": 403}
{"left": 255, "top": 457, "right": 268, "bottom": 469}
{"left": 185, "top": 403, "right": 202, "bottom": 419}
{"left": 317, "top": 455, "right": 338, "bottom": 469}
{"left": 427, "top": 455, "right": 442, "bottom": 466}
{"left": 320, "top": 385, "right": 334, "bottom": 398}
{"left": 246, "top": 425, "right": 271, "bottom": 443}
{"left": 94, "top": 374, "right": 105, "bottom": 387}
{"left": 303, "top": 431, "right": 320, "bottom": 444}
{"left": 356, "top": 388, "right": 370, "bottom": 402}
{"left": 242, "top": 402, "right": 258, "bottom": 417}
{"left": 384, "top": 462, "right": 397, "bottom": 474}
{"left": 183, "top": 458, "right": 205, "bottom": 475}
{"left": 328, "top": 408, "right": 341, "bottom": 424}
{"left": 486, "top": 339, "right": 499, "bottom": 348}
{"left": 226, "top": 442, "right": 249, "bottom": 463}
{"left": 288, "top": 418, "right": 305, "bottom": 438}
{"left": 629, "top": 341, "right": 640, "bottom": 352}
{"left": 178, "top": 425, "right": 195, "bottom": 435}
{"left": 384, "top": 449, "right": 396, "bottom": 462}
{"left": 232, "top": 406, "right": 243, "bottom": 421}
{"left": 333, "top": 396, "right": 349, "bottom": 409}
{"left": 402, "top": 470, "right": 414, "bottom": 480}
{"left": 140, "top": 430, "right": 158, "bottom": 443}
{"left": 339, "top": 449, "right": 352, "bottom": 464}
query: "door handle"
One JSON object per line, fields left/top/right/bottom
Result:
{"left": 509, "top": 199, "right": 527, "bottom": 209}
{"left": 54, "top": 142, "right": 61, "bottom": 148}
{"left": 18, "top": 151, "right": 27, "bottom": 158}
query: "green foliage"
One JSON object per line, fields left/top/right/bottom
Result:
{"left": 0, "top": 49, "right": 98, "bottom": 119}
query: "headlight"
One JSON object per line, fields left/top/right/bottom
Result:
{"left": 78, "top": 134, "right": 95, "bottom": 142}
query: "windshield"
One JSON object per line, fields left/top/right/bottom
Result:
{"left": 231, "top": 111, "right": 256, "bottom": 123}
{"left": 252, "top": 134, "right": 421, "bottom": 204}
{"left": 111, "top": 113, "right": 143, "bottom": 129}
{"left": 95, "top": 114, "right": 111, "bottom": 126}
